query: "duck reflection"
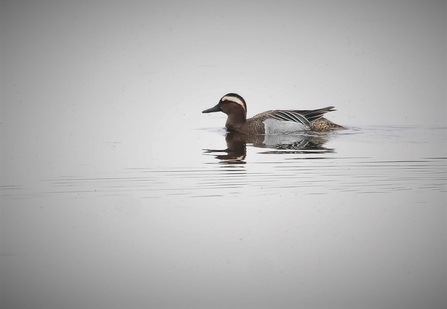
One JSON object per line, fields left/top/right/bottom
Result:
{"left": 204, "top": 131, "right": 334, "bottom": 162}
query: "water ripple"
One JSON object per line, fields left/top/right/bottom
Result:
{"left": 1, "top": 126, "right": 446, "bottom": 200}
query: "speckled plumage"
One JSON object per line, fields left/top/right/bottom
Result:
{"left": 203, "top": 93, "right": 345, "bottom": 134}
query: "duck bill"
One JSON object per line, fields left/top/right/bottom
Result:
{"left": 202, "top": 104, "right": 221, "bottom": 113}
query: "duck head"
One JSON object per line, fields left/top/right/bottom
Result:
{"left": 202, "top": 93, "right": 247, "bottom": 122}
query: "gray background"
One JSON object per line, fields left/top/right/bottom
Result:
{"left": 1, "top": 1, "right": 446, "bottom": 309}
{"left": 1, "top": 0, "right": 446, "bottom": 132}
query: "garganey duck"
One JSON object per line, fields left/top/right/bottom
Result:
{"left": 203, "top": 93, "right": 345, "bottom": 134}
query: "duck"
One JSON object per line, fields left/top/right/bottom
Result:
{"left": 202, "top": 93, "right": 345, "bottom": 134}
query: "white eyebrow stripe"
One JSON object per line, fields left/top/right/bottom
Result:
{"left": 222, "top": 96, "right": 246, "bottom": 111}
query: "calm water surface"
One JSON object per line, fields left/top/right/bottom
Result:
{"left": 2, "top": 1, "right": 446, "bottom": 308}
{"left": 1, "top": 125, "right": 446, "bottom": 309}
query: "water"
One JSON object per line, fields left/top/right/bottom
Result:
{"left": 1, "top": 124, "right": 446, "bottom": 309}
{"left": 3, "top": 126, "right": 446, "bottom": 199}
{"left": 1, "top": 1, "right": 446, "bottom": 308}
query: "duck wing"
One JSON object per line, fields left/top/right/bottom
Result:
{"left": 268, "top": 110, "right": 311, "bottom": 127}
{"left": 250, "top": 106, "right": 336, "bottom": 132}
{"left": 290, "top": 106, "right": 336, "bottom": 122}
